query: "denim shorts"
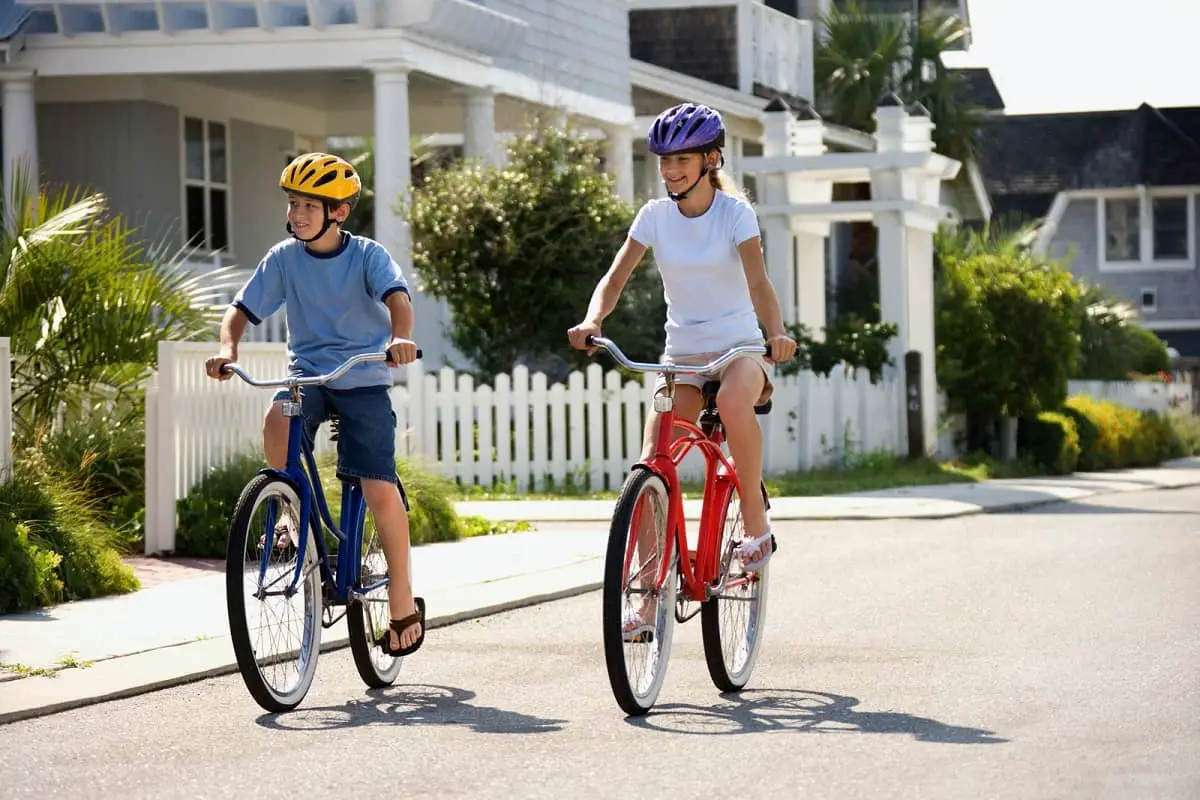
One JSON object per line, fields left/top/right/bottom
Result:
{"left": 272, "top": 384, "right": 402, "bottom": 491}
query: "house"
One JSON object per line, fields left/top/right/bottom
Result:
{"left": 980, "top": 103, "right": 1200, "bottom": 358}
{"left": 0, "top": 0, "right": 641, "bottom": 368}
{"left": 0, "top": 0, "right": 977, "bottom": 369}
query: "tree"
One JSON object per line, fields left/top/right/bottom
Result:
{"left": 405, "top": 123, "right": 666, "bottom": 380}
{"left": 936, "top": 249, "right": 1082, "bottom": 449}
{"left": 0, "top": 181, "right": 239, "bottom": 440}
{"left": 814, "top": 0, "right": 982, "bottom": 162}
{"left": 1074, "top": 283, "right": 1171, "bottom": 379}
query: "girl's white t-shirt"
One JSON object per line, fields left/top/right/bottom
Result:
{"left": 628, "top": 190, "right": 763, "bottom": 357}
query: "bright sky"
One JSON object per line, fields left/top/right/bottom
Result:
{"left": 942, "top": 0, "right": 1200, "bottom": 115}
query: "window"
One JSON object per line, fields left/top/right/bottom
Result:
{"left": 1140, "top": 287, "right": 1157, "bottom": 314}
{"left": 1099, "top": 191, "right": 1195, "bottom": 270}
{"left": 1153, "top": 197, "right": 1188, "bottom": 259}
{"left": 183, "top": 116, "right": 230, "bottom": 252}
{"left": 1104, "top": 198, "right": 1139, "bottom": 262}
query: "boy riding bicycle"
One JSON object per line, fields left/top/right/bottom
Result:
{"left": 205, "top": 152, "right": 425, "bottom": 657}
{"left": 568, "top": 103, "right": 798, "bottom": 636}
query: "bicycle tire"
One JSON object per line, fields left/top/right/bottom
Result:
{"left": 602, "top": 466, "right": 678, "bottom": 716}
{"left": 700, "top": 480, "right": 771, "bottom": 693}
{"left": 225, "top": 473, "right": 324, "bottom": 712}
{"left": 347, "top": 510, "right": 404, "bottom": 688}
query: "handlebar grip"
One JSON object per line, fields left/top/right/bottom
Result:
{"left": 585, "top": 335, "right": 596, "bottom": 346}
{"left": 765, "top": 342, "right": 772, "bottom": 360}
{"left": 385, "top": 347, "right": 424, "bottom": 364}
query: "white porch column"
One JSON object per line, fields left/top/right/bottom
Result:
{"left": 1, "top": 68, "right": 38, "bottom": 212}
{"left": 787, "top": 105, "right": 831, "bottom": 336}
{"left": 462, "top": 86, "right": 498, "bottom": 165}
{"left": 760, "top": 100, "right": 795, "bottom": 325}
{"left": 371, "top": 59, "right": 446, "bottom": 366}
{"left": 871, "top": 94, "right": 938, "bottom": 455}
{"left": 603, "top": 123, "right": 635, "bottom": 203}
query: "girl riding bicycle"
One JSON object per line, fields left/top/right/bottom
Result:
{"left": 568, "top": 102, "right": 798, "bottom": 634}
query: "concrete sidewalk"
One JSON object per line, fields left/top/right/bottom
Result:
{"left": 2, "top": 457, "right": 1198, "bottom": 725}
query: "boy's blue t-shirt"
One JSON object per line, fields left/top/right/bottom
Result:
{"left": 233, "top": 232, "right": 409, "bottom": 390}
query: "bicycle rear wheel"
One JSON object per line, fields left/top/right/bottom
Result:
{"left": 701, "top": 480, "right": 770, "bottom": 693}
{"left": 347, "top": 508, "right": 404, "bottom": 687}
{"left": 602, "top": 466, "right": 678, "bottom": 716}
{"left": 226, "top": 473, "right": 323, "bottom": 712}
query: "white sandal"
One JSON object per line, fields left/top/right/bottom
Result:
{"left": 622, "top": 606, "right": 656, "bottom": 643}
{"left": 736, "top": 531, "right": 777, "bottom": 571}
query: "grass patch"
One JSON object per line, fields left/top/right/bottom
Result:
{"left": 450, "top": 451, "right": 1047, "bottom": 501}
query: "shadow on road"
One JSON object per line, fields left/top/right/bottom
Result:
{"left": 1028, "top": 501, "right": 1200, "bottom": 516}
{"left": 254, "top": 683, "right": 566, "bottom": 734}
{"left": 628, "top": 689, "right": 1007, "bottom": 744}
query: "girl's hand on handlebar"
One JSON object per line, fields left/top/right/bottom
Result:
{"left": 766, "top": 334, "right": 797, "bottom": 363}
{"left": 567, "top": 320, "right": 602, "bottom": 354}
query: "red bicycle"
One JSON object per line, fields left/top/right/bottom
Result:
{"left": 588, "top": 335, "right": 774, "bottom": 716}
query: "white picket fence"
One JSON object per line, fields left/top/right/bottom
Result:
{"left": 0, "top": 337, "right": 11, "bottom": 479}
{"left": 1068, "top": 379, "right": 1193, "bottom": 414}
{"left": 143, "top": 340, "right": 909, "bottom": 553}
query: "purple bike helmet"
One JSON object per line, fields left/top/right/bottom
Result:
{"left": 647, "top": 103, "right": 726, "bottom": 156}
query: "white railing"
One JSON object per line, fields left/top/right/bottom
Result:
{"left": 143, "top": 340, "right": 908, "bottom": 553}
{"left": 629, "top": 0, "right": 815, "bottom": 101}
{"left": 745, "top": 1, "right": 815, "bottom": 101}
{"left": 1068, "top": 379, "right": 1194, "bottom": 414}
{"left": 0, "top": 337, "right": 11, "bottom": 479}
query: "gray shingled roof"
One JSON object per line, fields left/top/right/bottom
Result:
{"left": 980, "top": 103, "right": 1200, "bottom": 218}
{"left": 949, "top": 67, "right": 1004, "bottom": 111}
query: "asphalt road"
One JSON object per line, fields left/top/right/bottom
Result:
{"left": 2, "top": 487, "right": 1198, "bottom": 799}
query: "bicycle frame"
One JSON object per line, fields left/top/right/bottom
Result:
{"left": 221, "top": 351, "right": 410, "bottom": 608}
{"left": 633, "top": 375, "right": 744, "bottom": 605}
{"left": 261, "top": 386, "right": 384, "bottom": 607}
{"left": 588, "top": 336, "right": 767, "bottom": 607}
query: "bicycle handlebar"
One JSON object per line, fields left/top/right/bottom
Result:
{"left": 585, "top": 335, "right": 768, "bottom": 375}
{"left": 219, "top": 347, "right": 423, "bottom": 389}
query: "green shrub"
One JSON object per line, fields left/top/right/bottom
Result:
{"left": 1062, "top": 396, "right": 1194, "bottom": 470}
{"left": 0, "top": 519, "right": 65, "bottom": 613}
{"left": 1060, "top": 403, "right": 1099, "bottom": 462}
{"left": 175, "top": 453, "right": 265, "bottom": 557}
{"left": 35, "top": 410, "right": 147, "bottom": 549}
{"left": 0, "top": 467, "right": 139, "bottom": 613}
{"left": 936, "top": 250, "right": 1081, "bottom": 448}
{"left": 1018, "top": 411, "right": 1080, "bottom": 474}
{"left": 174, "top": 452, "right": 471, "bottom": 558}
{"left": 1164, "top": 410, "right": 1200, "bottom": 456}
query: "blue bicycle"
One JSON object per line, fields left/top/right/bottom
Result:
{"left": 220, "top": 350, "right": 419, "bottom": 712}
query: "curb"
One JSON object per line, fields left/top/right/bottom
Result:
{"left": 0, "top": 579, "right": 603, "bottom": 726}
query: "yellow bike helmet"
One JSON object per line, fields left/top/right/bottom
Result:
{"left": 280, "top": 152, "right": 362, "bottom": 242}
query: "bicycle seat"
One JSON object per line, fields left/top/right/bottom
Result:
{"left": 701, "top": 380, "right": 772, "bottom": 415}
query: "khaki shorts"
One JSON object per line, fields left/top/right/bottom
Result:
{"left": 652, "top": 343, "right": 774, "bottom": 407}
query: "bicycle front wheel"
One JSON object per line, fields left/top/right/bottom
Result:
{"left": 602, "top": 466, "right": 678, "bottom": 717}
{"left": 701, "top": 480, "right": 770, "bottom": 693}
{"left": 347, "top": 508, "right": 404, "bottom": 688}
{"left": 226, "top": 473, "right": 324, "bottom": 712}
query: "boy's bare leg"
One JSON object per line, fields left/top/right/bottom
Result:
{"left": 263, "top": 403, "right": 289, "bottom": 469}
{"left": 360, "top": 479, "right": 420, "bottom": 651}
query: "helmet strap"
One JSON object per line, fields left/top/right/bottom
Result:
{"left": 666, "top": 151, "right": 723, "bottom": 202}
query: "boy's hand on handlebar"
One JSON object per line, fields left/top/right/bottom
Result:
{"left": 766, "top": 334, "right": 797, "bottom": 363}
{"left": 205, "top": 354, "right": 235, "bottom": 380}
{"left": 386, "top": 337, "right": 420, "bottom": 365}
{"left": 567, "top": 320, "right": 602, "bottom": 354}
